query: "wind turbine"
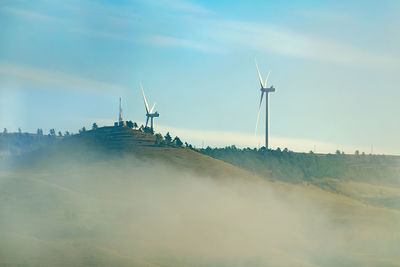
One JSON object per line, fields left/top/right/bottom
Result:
{"left": 140, "top": 83, "right": 159, "bottom": 132}
{"left": 255, "top": 59, "right": 276, "bottom": 149}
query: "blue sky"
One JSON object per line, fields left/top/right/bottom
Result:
{"left": 0, "top": 0, "right": 399, "bottom": 154}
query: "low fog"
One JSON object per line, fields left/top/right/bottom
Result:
{"left": 0, "top": 156, "right": 399, "bottom": 266}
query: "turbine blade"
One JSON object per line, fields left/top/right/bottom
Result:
{"left": 150, "top": 103, "right": 156, "bottom": 113}
{"left": 255, "top": 91, "right": 264, "bottom": 135}
{"left": 264, "top": 71, "right": 270, "bottom": 88}
{"left": 140, "top": 82, "right": 150, "bottom": 114}
{"left": 255, "top": 58, "right": 264, "bottom": 88}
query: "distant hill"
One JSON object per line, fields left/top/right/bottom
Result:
{"left": 200, "top": 146, "right": 400, "bottom": 211}
{"left": 0, "top": 132, "right": 61, "bottom": 156}
{"left": 200, "top": 146, "right": 400, "bottom": 184}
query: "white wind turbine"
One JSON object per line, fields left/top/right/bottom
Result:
{"left": 255, "top": 59, "right": 276, "bottom": 149}
{"left": 140, "top": 82, "right": 159, "bottom": 131}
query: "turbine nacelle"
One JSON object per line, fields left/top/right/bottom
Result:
{"left": 261, "top": 86, "right": 275, "bottom": 93}
{"left": 147, "top": 112, "right": 159, "bottom": 118}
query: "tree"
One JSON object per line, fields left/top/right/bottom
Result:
{"left": 155, "top": 133, "right": 163, "bottom": 145}
{"left": 37, "top": 128, "right": 43, "bottom": 135}
{"left": 64, "top": 131, "right": 70, "bottom": 136}
{"left": 126, "top": 121, "right": 133, "bottom": 128}
{"left": 259, "top": 147, "right": 267, "bottom": 153}
{"left": 79, "top": 127, "right": 86, "bottom": 134}
{"left": 133, "top": 122, "right": 138, "bottom": 129}
{"left": 335, "top": 150, "right": 341, "bottom": 155}
{"left": 18, "top": 128, "right": 22, "bottom": 134}
{"left": 355, "top": 150, "right": 360, "bottom": 156}
{"left": 49, "top": 129, "right": 56, "bottom": 136}
{"left": 142, "top": 126, "right": 153, "bottom": 134}
{"left": 58, "top": 131, "right": 63, "bottom": 137}
{"left": 164, "top": 132, "right": 172, "bottom": 143}
{"left": 173, "top": 136, "right": 183, "bottom": 147}
{"left": 92, "top": 123, "right": 98, "bottom": 130}
{"left": 3, "top": 128, "right": 7, "bottom": 135}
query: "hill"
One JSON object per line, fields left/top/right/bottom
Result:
{"left": 1, "top": 127, "right": 400, "bottom": 266}
{"left": 200, "top": 146, "right": 400, "bottom": 212}
{"left": 1, "top": 127, "right": 257, "bottom": 180}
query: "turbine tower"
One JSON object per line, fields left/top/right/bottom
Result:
{"left": 140, "top": 83, "right": 159, "bottom": 131}
{"left": 255, "top": 59, "right": 276, "bottom": 149}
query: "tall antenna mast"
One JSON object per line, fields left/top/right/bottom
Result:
{"left": 119, "top": 97, "right": 123, "bottom": 123}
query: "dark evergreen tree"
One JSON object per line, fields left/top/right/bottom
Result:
{"left": 173, "top": 136, "right": 183, "bottom": 147}
{"left": 92, "top": 123, "right": 98, "bottom": 130}
{"left": 164, "top": 132, "right": 172, "bottom": 143}
{"left": 155, "top": 133, "right": 163, "bottom": 145}
{"left": 142, "top": 127, "right": 154, "bottom": 134}
{"left": 133, "top": 122, "right": 138, "bottom": 129}
{"left": 126, "top": 121, "right": 133, "bottom": 128}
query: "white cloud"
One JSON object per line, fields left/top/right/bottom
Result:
{"left": 70, "top": 28, "right": 132, "bottom": 42}
{"left": 166, "top": 0, "right": 212, "bottom": 14}
{"left": 1, "top": 7, "right": 57, "bottom": 21}
{"left": 297, "top": 9, "right": 354, "bottom": 23}
{"left": 146, "top": 35, "right": 216, "bottom": 53}
{"left": 143, "top": 0, "right": 212, "bottom": 15}
{"left": 213, "top": 20, "right": 396, "bottom": 68}
{"left": 0, "top": 62, "right": 127, "bottom": 92}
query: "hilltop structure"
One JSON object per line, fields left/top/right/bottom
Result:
{"left": 114, "top": 97, "right": 127, "bottom": 127}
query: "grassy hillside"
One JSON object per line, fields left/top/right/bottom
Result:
{"left": 1, "top": 127, "right": 400, "bottom": 266}
{"left": 2, "top": 156, "right": 400, "bottom": 266}
{"left": 200, "top": 146, "right": 400, "bottom": 212}
{"left": 200, "top": 146, "right": 400, "bottom": 183}
{"left": 1, "top": 127, "right": 257, "bottom": 180}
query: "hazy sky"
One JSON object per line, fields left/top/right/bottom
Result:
{"left": 0, "top": 0, "right": 399, "bottom": 154}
